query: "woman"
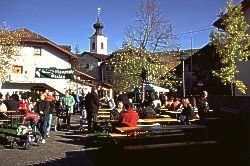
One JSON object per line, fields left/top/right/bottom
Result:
{"left": 179, "top": 98, "right": 195, "bottom": 124}
{"left": 60, "top": 91, "right": 75, "bottom": 130}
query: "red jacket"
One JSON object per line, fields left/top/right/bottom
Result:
{"left": 118, "top": 109, "right": 139, "bottom": 127}
{"left": 18, "top": 102, "right": 30, "bottom": 114}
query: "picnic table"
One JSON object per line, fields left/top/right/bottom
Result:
{"left": 138, "top": 117, "right": 178, "bottom": 124}
{"left": 116, "top": 124, "right": 206, "bottom": 137}
{"left": 0, "top": 110, "right": 24, "bottom": 127}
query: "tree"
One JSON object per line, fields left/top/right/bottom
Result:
{"left": 0, "top": 22, "right": 21, "bottom": 83}
{"left": 108, "top": 0, "right": 179, "bottom": 100}
{"left": 124, "top": 0, "right": 177, "bottom": 53}
{"left": 108, "top": 46, "right": 179, "bottom": 93}
{"left": 210, "top": 0, "right": 250, "bottom": 94}
{"left": 74, "top": 41, "right": 81, "bottom": 54}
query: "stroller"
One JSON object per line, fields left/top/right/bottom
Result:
{"left": 56, "top": 105, "right": 68, "bottom": 130}
{"left": 11, "top": 113, "right": 42, "bottom": 150}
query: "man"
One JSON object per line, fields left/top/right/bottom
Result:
{"left": 197, "top": 91, "right": 209, "bottom": 125}
{"left": 36, "top": 94, "right": 50, "bottom": 143}
{"left": 118, "top": 103, "right": 139, "bottom": 127}
{"left": 45, "top": 91, "right": 55, "bottom": 136}
{"left": 85, "top": 87, "right": 100, "bottom": 132}
{"left": 110, "top": 101, "right": 125, "bottom": 120}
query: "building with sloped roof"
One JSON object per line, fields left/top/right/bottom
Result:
{"left": 0, "top": 28, "right": 94, "bottom": 95}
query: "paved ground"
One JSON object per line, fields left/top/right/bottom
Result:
{"left": 0, "top": 111, "right": 249, "bottom": 166}
{"left": 0, "top": 114, "right": 95, "bottom": 166}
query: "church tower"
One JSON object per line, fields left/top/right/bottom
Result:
{"left": 89, "top": 11, "right": 108, "bottom": 55}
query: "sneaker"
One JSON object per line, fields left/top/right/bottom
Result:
{"left": 46, "top": 134, "right": 50, "bottom": 138}
{"left": 41, "top": 139, "right": 46, "bottom": 144}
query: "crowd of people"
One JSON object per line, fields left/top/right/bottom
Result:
{"left": 106, "top": 90, "right": 210, "bottom": 127}
{"left": 0, "top": 88, "right": 210, "bottom": 141}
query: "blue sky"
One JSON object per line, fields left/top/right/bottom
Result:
{"left": 0, "top": 0, "right": 242, "bottom": 54}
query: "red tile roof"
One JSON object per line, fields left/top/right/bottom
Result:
{"left": 10, "top": 28, "right": 78, "bottom": 60}
{"left": 81, "top": 51, "right": 109, "bottom": 60}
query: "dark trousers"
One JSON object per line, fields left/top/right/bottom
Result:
{"left": 87, "top": 111, "right": 97, "bottom": 131}
{"left": 66, "top": 111, "right": 71, "bottom": 127}
{"left": 38, "top": 119, "right": 48, "bottom": 139}
{"left": 198, "top": 111, "right": 207, "bottom": 126}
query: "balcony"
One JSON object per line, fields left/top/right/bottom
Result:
{"left": 9, "top": 73, "right": 32, "bottom": 82}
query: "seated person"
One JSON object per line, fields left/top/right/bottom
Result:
{"left": 179, "top": 98, "right": 195, "bottom": 124}
{"left": 4, "top": 96, "right": 19, "bottom": 111}
{"left": 169, "top": 97, "right": 182, "bottom": 111}
{"left": 18, "top": 98, "right": 30, "bottom": 114}
{"left": 110, "top": 101, "right": 125, "bottom": 120}
{"left": 108, "top": 98, "right": 116, "bottom": 110}
{"left": 118, "top": 103, "right": 139, "bottom": 127}
{"left": 0, "top": 98, "right": 8, "bottom": 119}
{"left": 140, "top": 100, "right": 157, "bottom": 119}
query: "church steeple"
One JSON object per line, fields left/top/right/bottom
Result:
{"left": 93, "top": 18, "right": 104, "bottom": 35}
{"left": 89, "top": 8, "right": 108, "bottom": 55}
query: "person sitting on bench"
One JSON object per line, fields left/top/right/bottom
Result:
{"left": 118, "top": 103, "right": 139, "bottom": 127}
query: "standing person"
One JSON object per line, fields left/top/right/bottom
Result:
{"left": 75, "top": 90, "right": 82, "bottom": 113}
{"left": 60, "top": 91, "right": 75, "bottom": 130}
{"left": 197, "top": 91, "right": 209, "bottom": 125}
{"left": 45, "top": 91, "right": 55, "bottom": 137}
{"left": 36, "top": 94, "right": 50, "bottom": 143}
{"left": 85, "top": 87, "right": 100, "bottom": 132}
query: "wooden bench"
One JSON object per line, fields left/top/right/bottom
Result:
{"left": 8, "top": 114, "right": 24, "bottom": 126}
{"left": 116, "top": 124, "right": 206, "bottom": 133}
{"left": 124, "top": 140, "right": 217, "bottom": 150}
{"left": 0, "top": 119, "right": 11, "bottom": 129}
{"left": 116, "top": 124, "right": 206, "bottom": 139}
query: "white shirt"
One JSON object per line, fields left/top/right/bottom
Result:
{"left": 0, "top": 103, "right": 7, "bottom": 111}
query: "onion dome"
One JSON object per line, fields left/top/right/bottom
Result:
{"left": 93, "top": 18, "right": 104, "bottom": 35}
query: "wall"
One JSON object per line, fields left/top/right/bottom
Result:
{"left": 78, "top": 54, "right": 100, "bottom": 80}
{"left": 3, "top": 44, "right": 73, "bottom": 94}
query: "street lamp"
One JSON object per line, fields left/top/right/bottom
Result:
{"left": 177, "top": 47, "right": 186, "bottom": 98}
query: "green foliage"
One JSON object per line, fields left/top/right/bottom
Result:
{"left": 210, "top": 0, "right": 250, "bottom": 94}
{"left": 0, "top": 22, "right": 21, "bottom": 83}
{"left": 107, "top": 46, "right": 180, "bottom": 91}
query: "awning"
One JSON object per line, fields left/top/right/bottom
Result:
{"left": 145, "top": 85, "right": 169, "bottom": 92}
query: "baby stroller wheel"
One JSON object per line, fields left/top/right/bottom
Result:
{"left": 11, "top": 139, "right": 18, "bottom": 149}
{"left": 36, "top": 135, "right": 42, "bottom": 146}
{"left": 24, "top": 142, "right": 32, "bottom": 150}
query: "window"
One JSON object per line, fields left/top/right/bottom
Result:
{"left": 34, "top": 48, "right": 41, "bottom": 55}
{"left": 86, "top": 63, "right": 90, "bottom": 69}
{"left": 101, "top": 42, "right": 104, "bottom": 49}
{"left": 12, "top": 65, "right": 23, "bottom": 73}
{"left": 92, "top": 42, "right": 95, "bottom": 50}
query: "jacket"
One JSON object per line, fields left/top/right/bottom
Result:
{"left": 118, "top": 109, "right": 139, "bottom": 127}
{"left": 85, "top": 91, "right": 100, "bottom": 113}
